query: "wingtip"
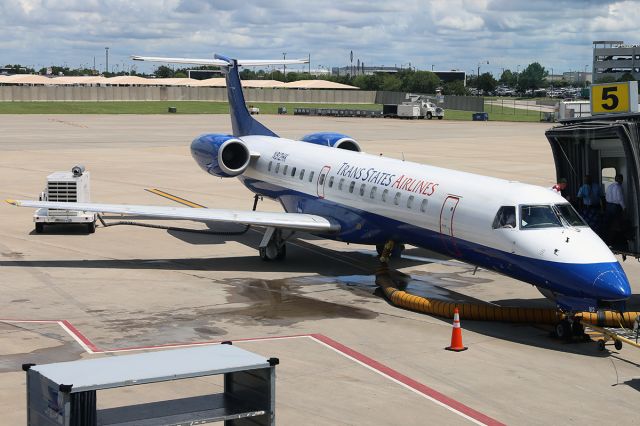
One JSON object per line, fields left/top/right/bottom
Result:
{"left": 5, "top": 199, "right": 19, "bottom": 206}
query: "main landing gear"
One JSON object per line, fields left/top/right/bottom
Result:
{"left": 259, "top": 227, "right": 294, "bottom": 261}
{"left": 553, "top": 315, "right": 589, "bottom": 342}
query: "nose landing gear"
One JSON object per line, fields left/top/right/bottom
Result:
{"left": 376, "top": 240, "right": 405, "bottom": 263}
{"left": 554, "top": 315, "right": 589, "bottom": 342}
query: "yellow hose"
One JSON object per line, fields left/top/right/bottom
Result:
{"left": 375, "top": 267, "right": 639, "bottom": 328}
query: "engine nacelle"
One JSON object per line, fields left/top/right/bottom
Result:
{"left": 300, "top": 132, "right": 362, "bottom": 152}
{"left": 191, "top": 133, "right": 251, "bottom": 177}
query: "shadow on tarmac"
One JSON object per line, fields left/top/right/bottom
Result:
{"left": 3, "top": 233, "right": 639, "bottom": 358}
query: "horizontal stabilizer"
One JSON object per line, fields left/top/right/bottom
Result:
{"left": 132, "top": 55, "right": 309, "bottom": 67}
{"left": 6, "top": 200, "right": 340, "bottom": 233}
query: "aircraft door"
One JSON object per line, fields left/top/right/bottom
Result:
{"left": 440, "top": 196, "right": 461, "bottom": 255}
{"left": 317, "top": 165, "right": 331, "bottom": 199}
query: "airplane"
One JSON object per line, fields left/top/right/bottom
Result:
{"left": 6, "top": 53, "right": 631, "bottom": 333}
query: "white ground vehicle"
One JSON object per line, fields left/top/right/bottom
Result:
{"left": 33, "top": 165, "right": 96, "bottom": 233}
{"left": 401, "top": 94, "right": 445, "bottom": 119}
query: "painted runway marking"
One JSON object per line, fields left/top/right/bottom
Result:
{"left": 1, "top": 319, "right": 503, "bottom": 425}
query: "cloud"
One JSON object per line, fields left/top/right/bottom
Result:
{"left": 0, "top": 0, "right": 637, "bottom": 75}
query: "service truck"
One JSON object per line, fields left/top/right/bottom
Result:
{"left": 33, "top": 165, "right": 97, "bottom": 233}
{"left": 385, "top": 94, "right": 445, "bottom": 119}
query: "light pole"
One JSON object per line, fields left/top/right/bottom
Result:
{"left": 584, "top": 64, "right": 588, "bottom": 85}
{"left": 282, "top": 52, "right": 287, "bottom": 82}
{"left": 105, "top": 47, "right": 109, "bottom": 74}
{"left": 477, "top": 60, "right": 488, "bottom": 79}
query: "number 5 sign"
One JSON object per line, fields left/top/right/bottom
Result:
{"left": 591, "top": 81, "right": 638, "bottom": 115}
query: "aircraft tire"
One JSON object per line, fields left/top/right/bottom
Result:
{"left": 571, "top": 321, "right": 585, "bottom": 338}
{"left": 259, "top": 243, "right": 281, "bottom": 261}
{"left": 276, "top": 244, "right": 287, "bottom": 261}
{"left": 259, "top": 247, "right": 271, "bottom": 261}
{"left": 438, "top": 116, "right": 443, "bottom": 120}
{"left": 597, "top": 339, "right": 606, "bottom": 351}
{"left": 555, "top": 320, "right": 572, "bottom": 341}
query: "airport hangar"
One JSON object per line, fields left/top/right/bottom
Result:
{"left": 1, "top": 114, "right": 640, "bottom": 425}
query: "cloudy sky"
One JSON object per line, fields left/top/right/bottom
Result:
{"left": 0, "top": 0, "right": 638, "bottom": 76}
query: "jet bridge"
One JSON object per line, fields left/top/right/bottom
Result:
{"left": 545, "top": 112, "right": 640, "bottom": 258}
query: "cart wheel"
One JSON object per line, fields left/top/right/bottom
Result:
{"left": 597, "top": 339, "right": 605, "bottom": 351}
{"left": 87, "top": 222, "right": 96, "bottom": 234}
{"left": 35, "top": 223, "right": 44, "bottom": 233}
{"left": 614, "top": 339, "right": 623, "bottom": 351}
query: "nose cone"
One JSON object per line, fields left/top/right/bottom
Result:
{"left": 593, "top": 262, "right": 632, "bottom": 301}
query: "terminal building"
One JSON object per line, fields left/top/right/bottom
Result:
{"left": 592, "top": 40, "right": 640, "bottom": 82}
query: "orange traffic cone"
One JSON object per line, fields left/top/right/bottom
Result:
{"left": 445, "top": 307, "right": 468, "bottom": 352}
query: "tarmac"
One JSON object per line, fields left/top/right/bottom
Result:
{"left": 1, "top": 114, "right": 640, "bottom": 425}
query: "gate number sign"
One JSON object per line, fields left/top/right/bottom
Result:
{"left": 591, "top": 81, "right": 639, "bottom": 115}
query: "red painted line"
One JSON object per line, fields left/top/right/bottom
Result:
{"left": 2, "top": 320, "right": 502, "bottom": 424}
{"left": 310, "top": 333, "right": 505, "bottom": 426}
{"left": 60, "top": 320, "right": 101, "bottom": 353}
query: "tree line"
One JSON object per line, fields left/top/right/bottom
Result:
{"left": 5, "top": 61, "right": 637, "bottom": 95}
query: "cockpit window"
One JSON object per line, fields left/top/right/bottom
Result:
{"left": 492, "top": 206, "right": 516, "bottom": 229}
{"left": 554, "top": 203, "right": 587, "bottom": 227}
{"left": 520, "top": 205, "right": 562, "bottom": 229}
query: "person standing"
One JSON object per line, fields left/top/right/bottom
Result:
{"left": 577, "top": 174, "right": 602, "bottom": 231}
{"left": 605, "top": 174, "right": 626, "bottom": 249}
{"left": 550, "top": 178, "right": 567, "bottom": 194}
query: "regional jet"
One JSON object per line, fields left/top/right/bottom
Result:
{"left": 7, "top": 54, "right": 631, "bottom": 321}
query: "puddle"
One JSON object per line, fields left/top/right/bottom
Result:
{"left": 221, "top": 277, "right": 378, "bottom": 326}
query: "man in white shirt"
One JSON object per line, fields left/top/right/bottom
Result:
{"left": 605, "top": 174, "right": 626, "bottom": 248}
{"left": 605, "top": 174, "right": 625, "bottom": 210}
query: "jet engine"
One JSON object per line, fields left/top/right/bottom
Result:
{"left": 300, "top": 132, "right": 362, "bottom": 152}
{"left": 190, "top": 134, "right": 251, "bottom": 177}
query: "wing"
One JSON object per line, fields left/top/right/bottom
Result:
{"left": 5, "top": 200, "right": 340, "bottom": 233}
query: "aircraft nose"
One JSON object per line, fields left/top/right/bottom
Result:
{"left": 592, "top": 262, "right": 632, "bottom": 301}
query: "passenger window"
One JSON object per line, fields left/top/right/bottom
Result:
{"left": 283, "top": 165, "right": 288, "bottom": 175}
{"left": 360, "top": 183, "right": 366, "bottom": 196}
{"left": 319, "top": 174, "right": 325, "bottom": 185}
{"left": 339, "top": 178, "right": 344, "bottom": 190}
{"left": 492, "top": 206, "right": 516, "bottom": 229}
{"left": 370, "top": 186, "right": 377, "bottom": 199}
{"left": 328, "top": 176, "right": 334, "bottom": 188}
{"left": 309, "top": 171, "right": 314, "bottom": 182}
{"left": 275, "top": 163, "right": 280, "bottom": 173}
{"left": 300, "top": 169, "right": 305, "bottom": 180}
{"left": 420, "top": 199, "right": 428, "bottom": 213}
{"left": 349, "top": 181, "right": 355, "bottom": 193}
{"left": 268, "top": 161, "right": 273, "bottom": 172}
{"left": 394, "top": 192, "right": 401, "bottom": 205}
{"left": 407, "top": 195, "right": 414, "bottom": 209}
{"left": 382, "top": 189, "right": 389, "bottom": 202}
{"left": 291, "top": 167, "right": 296, "bottom": 177}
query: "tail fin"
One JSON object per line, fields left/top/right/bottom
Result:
{"left": 132, "top": 54, "right": 308, "bottom": 138}
{"left": 214, "top": 54, "right": 277, "bottom": 137}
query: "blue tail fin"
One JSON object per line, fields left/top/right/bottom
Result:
{"left": 215, "top": 54, "right": 278, "bottom": 138}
